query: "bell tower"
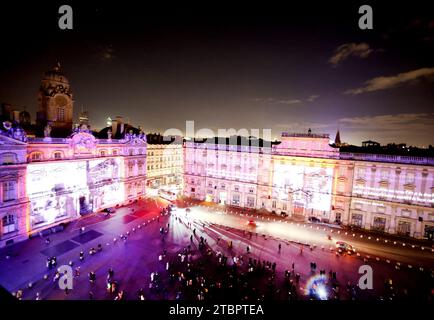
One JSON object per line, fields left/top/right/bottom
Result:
{"left": 37, "top": 63, "right": 74, "bottom": 136}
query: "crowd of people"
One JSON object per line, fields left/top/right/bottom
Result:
{"left": 23, "top": 202, "right": 431, "bottom": 301}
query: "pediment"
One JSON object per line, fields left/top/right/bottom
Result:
{"left": 125, "top": 137, "right": 147, "bottom": 146}
{"left": 0, "top": 134, "right": 27, "bottom": 146}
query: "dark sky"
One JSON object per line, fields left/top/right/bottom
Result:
{"left": 1, "top": 1, "right": 433, "bottom": 145}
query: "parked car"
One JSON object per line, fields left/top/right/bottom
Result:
{"left": 246, "top": 220, "right": 257, "bottom": 227}
{"left": 335, "top": 241, "right": 356, "bottom": 254}
{"left": 280, "top": 212, "right": 288, "bottom": 217}
{"left": 308, "top": 216, "right": 321, "bottom": 223}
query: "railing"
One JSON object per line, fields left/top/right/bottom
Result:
{"left": 281, "top": 132, "right": 330, "bottom": 139}
{"left": 340, "top": 152, "right": 434, "bottom": 165}
{"left": 28, "top": 138, "right": 126, "bottom": 144}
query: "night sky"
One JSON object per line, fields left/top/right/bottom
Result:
{"left": 0, "top": 1, "right": 433, "bottom": 146}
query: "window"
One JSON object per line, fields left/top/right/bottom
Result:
{"left": 397, "top": 221, "right": 411, "bottom": 236}
{"left": 372, "top": 217, "right": 386, "bottom": 232}
{"left": 31, "top": 152, "right": 42, "bottom": 161}
{"left": 337, "top": 182, "right": 345, "bottom": 193}
{"left": 249, "top": 188, "right": 254, "bottom": 194}
{"left": 380, "top": 169, "right": 389, "bottom": 181}
{"left": 129, "top": 149, "right": 134, "bottom": 156}
{"left": 138, "top": 148, "right": 143, "bottom": 155}
{"left": 405, "top": 172, "right": 415, "bottom": 184}
{"left": 234, "top": 186, "right": 240, "bottom": 192}
{"left": 53, "top": 152, "right": 62, "bottom": 160}
{"left": 356, "top": 167, "right": 365, "bottom": 179}
{"left": 232, "top": 194, "right": 240, "bottom": 205}
{"left": 100, "top": 150, "right": 107, "bottom": 157}
{"left": 112, "top": 149, "right": 118, "bottom": 155}
{"left": 57, "top": 107, "right": 65, "bottom": 121}
{"left": 338, "top": 166, "right": 346, "bottom": 177}
{"left": 272, "top": 201, "right": 276, "bottom": 209}
{"left": 2, "top": 181, "right": 16, "bottom": 202}
{"left": 351, "top": 214, "right": 363, "bottom": 227}
{"left": 1, "top": 153, "right": 16, "bottom": 164}
{"left": 2, "top": 214, "right": 16, "bottom": 234}
{"left": 246, "top": 196, "right": 255, "bottom": 207}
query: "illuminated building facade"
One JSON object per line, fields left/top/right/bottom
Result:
{"left": 183, "top": 133, "right": 434, "bottom": 239}
{"left": 0, "top": 125, "right": 147, "bottom": 247}
{"left": 146, "top": 134, "right": 183, "bottom": 189}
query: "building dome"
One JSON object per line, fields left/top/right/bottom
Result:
{"left": 39, "top": 63, "right": 72, "bottom": 97}
{"left": 42, "top": 63, "right": 69, "bottom": 85}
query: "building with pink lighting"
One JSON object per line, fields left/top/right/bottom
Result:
{"left": 183, "top": 132, "right": 434, "bottom": 239}
{"left": 0, "top": 125, "right": 147, "bottom": 247}
{"left": 0, "top": 65, "right": 147, "bottom": 247}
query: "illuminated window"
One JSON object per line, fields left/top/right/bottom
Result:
{"left": 100, "top": 150, "right": 107, "bottom": 157}
{"left": 1, "top": 153, "right": 16, "bottom": 164}
{"left": 351, "top": 214, "right": 363, "bottom": 227}
{"left": 372, "top": 217, "right": 386, "bottom": 232}
{"left": 53, "top": 152, "right": 62, "bottom": 160}
{"left": 356, "top": 167, "right": 365, "bottom": 179}
{"left": 380, "top": 169, "right": 389, "bottom": 181}
{"left": 31, "top": 152, "right": 42, "bottom": 161}
{"left": 397, "top": 221, "right": 411, "bottom": 236}
{"left": 246, "top": 196, "right": 255, "bottom": 207}
{"left": 232, "top": 194, "right": 240, "bottom": 205}
{"left": 57, "top": 107, "right": 65, "bottom": 121}
{"left": 2, "top": 214, "right": 16, "bottom": 234}
{"left": 2, "top": 181, "right": 16, "bottom": 202}
{"left": 405, "top": 172, "right": 415, "bottom": 184}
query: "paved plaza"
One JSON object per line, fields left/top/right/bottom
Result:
{"left": 0, "top": 198, "right": 432, "bottom": 300}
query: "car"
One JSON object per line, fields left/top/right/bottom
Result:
{"left": 308, "top": 216, "right": 321, "bottom": 223}
{"left": 280, "top": 212, "right": 288, "bottom": 217}
{"left": 247, "top": 220, "right": 257, "bottom": 227}
{"left": 335, "top": 241, "right": 356, "bottom": 254}
{"left": 103, "top": 207, "right": 116, "bottom": 213}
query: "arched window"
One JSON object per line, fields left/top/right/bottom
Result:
{"left": 53, "top": 151, "right": 63, "bottom": 160}
{"left": 112, "top": 149, "right": 118, "bottom": 156}
{"left": 100, "top": 150, "right": 107, "bottom": 157}
{"left": 30, "top": 152, "right": 42, "bottom": 162}
{"left": 1, "top": 153, "right": 17, "bottom": 165}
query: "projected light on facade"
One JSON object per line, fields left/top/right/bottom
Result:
{"left": 273, "top": 163, "right": 333, "bottom": 211}
{"left": 26, "top": 158, "right": 126, "bottom": 228}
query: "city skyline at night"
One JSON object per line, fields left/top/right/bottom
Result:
{"left": 0, "top": 2, "right": 433, "bottom": 146}
{"left": 0, "top": 1, "right": 433, "bottom": 307}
